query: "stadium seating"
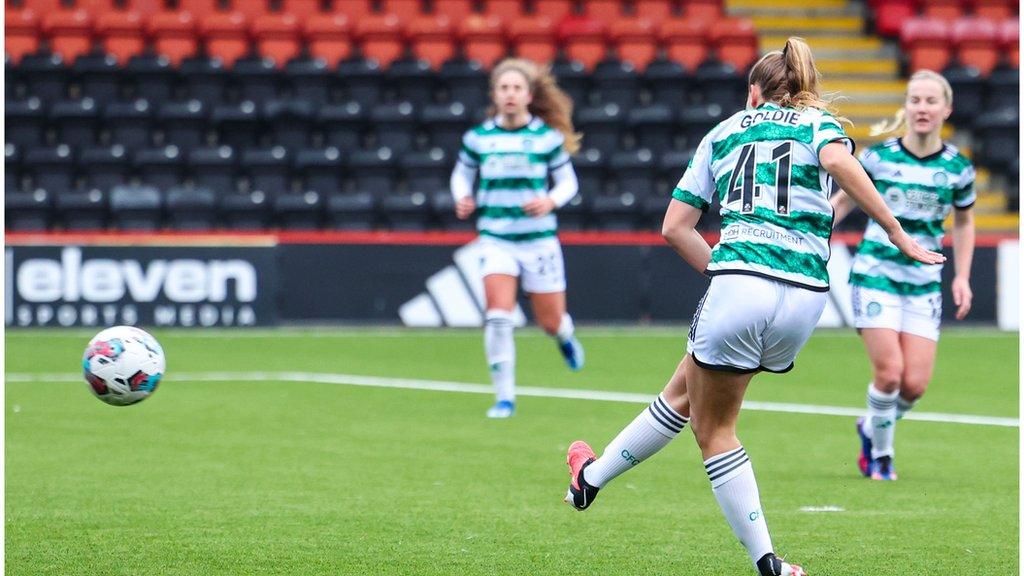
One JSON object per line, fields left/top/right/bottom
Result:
{"left": 901, "top": 18, "right": 953, "bottom": 73}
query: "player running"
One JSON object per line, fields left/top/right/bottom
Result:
{"left": 562, "top": 38, "right": 945, "bottom": 575}
{"left": 830, "top": 70, "right": 976, "bottom": 481}
{"left": 450, "top": 58, "right": 585, "bottom": 419}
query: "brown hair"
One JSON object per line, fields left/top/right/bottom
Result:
{"left": 748, "top": 37, "right": 847, "bottom": 122}
{"left": 870, "top": 69, "right": 953, "bottom": 136}
{"left": 488, "top": 58, "right": 582, "bottom": 154}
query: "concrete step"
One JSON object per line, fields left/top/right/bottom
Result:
{"left": 750, "top": 15, "right": 863, "bottom": 35}
{"left": 834, "top": 101, "right": 904, "bottom": 121}
{"left": 760, "top": 35, "right": 883, "bottom": 52}
{"left": 729, "top": 0, "right": 849, "bottom": 8}
{"left": 817, "top": 58, "right": 899, "bottom": 78}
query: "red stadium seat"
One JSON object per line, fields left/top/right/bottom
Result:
{"left": 330, "top": 0, "right": 374, "bottom": 20}
{"left": 283, "top": 0, "right": 323, "bottom": 15}
{"left": 253, "top": 13, "right": 301, "bottom": 67}
{"left": 682, "top": 0, "right": 723, "bottom": 21}
{"left": 201, "top": 11, "right": 250, "bottom": 68}
{"left": 610, "top": 18, "right": 658, "bottom": 71}
{"left": 534, "top": 0, "right": 573, "bottom": 21}
{"left": 233, "top": 0, "right": 269, "bottom": 23}
{"left": 149, "top": 10, "right": 198, "bottom": 67}
{"left": 711, "top": 17, "right": 759, "bottom": 72}
{"left": 407, "top": 14, "right": 456, "bottom": 69}
{"left": 508, "top": 15, "right": 557, "bottom": 63}
{"left": 20, "top": 0, "right": 60, "bottom": 12}
{"left": 460, "top": 14, "right": 507, "bottom": 69}
{"left": 660, "top": 17, "right": 710, "bottom": 71}
{"left": 1000, "top": 19, "right": 1019, "bottom": 68}
{"left": 177, "top": 0, "right": 218, "bottom": 20}
{"left": 43, "top": 9, "right": 93, "bottom": 64}
{"left": 900, "top": 18, "right": 952, "bottom": 73}
{"left": 356, "top": 14, "right": 405, "bottom": 68}
{"left": 582, "top": 0, "right": 625, "bottom": 26}
{"left": 972, "top": 0, "right": 1016, "bottom": 20}
{"left": 484, "top": 0, "right": 523, "bottom": 19}
{"left": 921, "top": 0, "right": 964, "bottom": 22}
{"left": 952, "top": 17, "right": 1000, "bottom": 75}
{"left": 96, "top": 10, "right": 146, "bottom": 65}
{"left": 305, "top": 13, "right": 353, "bottom": 65}
{"left": 383, "top": 0, "right": 425, "bottom": 15}
{"left": 874, "top": 0, "right": 917, "bottom": 37}
{"left": 76, "top": 0, "right": 115, "bottom": 12}
{"left": 635, "top": 0, "right": 675, "bottom": 20}
{"left": 6, "top": 8, "right": 40, "bottom": 65}
{"left": 558, "top": 16, "right": 607, "bottom": 71}
{"left": 436, "top": 0, "right": 476, "bottom": 21}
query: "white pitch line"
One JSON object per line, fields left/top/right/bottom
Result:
{"left": 6, "top": 371, "right": 1019, "bottom": 428}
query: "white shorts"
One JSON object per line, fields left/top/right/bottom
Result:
{"left": 478, "top": 236, "right": 566, "bottom": 294}
{"left": 851, "top": 285, "right": 942, "bottom": 341}
{"left": 688, "top": 274, "right": 828, "bottom": 373}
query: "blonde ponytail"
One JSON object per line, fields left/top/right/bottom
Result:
{"left": 870, "top": 69, "right": 953, "bottom": 137}
{"left": 749, "top": 37, "right": 848, "bottom": 124}
{"left": 488, "top": 58, "right": 582, "bottom": 155}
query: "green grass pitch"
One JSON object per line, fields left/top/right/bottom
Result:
{"left": 5, "top": 328, "right": 1018, "bottom": 575}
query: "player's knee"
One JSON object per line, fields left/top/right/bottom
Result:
{"left": 873, "top": 362, "right": 903, "bottom": 391}
{"left": 900, "top": 377, "right": 928, "bottom": 401}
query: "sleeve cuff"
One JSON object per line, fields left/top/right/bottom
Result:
{"left": 671, "top": 188, "right": 710, "bottom": 212}
{"left": 817, "top": 136, "right": 854, "bottom": 156}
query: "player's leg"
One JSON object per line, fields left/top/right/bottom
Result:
{"left": 565, "top": 357, "right": 691, "bottom": 510}
{"left": 895, "top": 293, "right": 941, "bottom": 420}
{"left": 483, "top": 272, "right": 519, "bottom": 418}
{"left": 688, "top": 361, "right": 802, "bottom": 576}
{"left": 520, "top": 239, "right": 584, "bottom": 370}
{"left": 858, "top": 328, "right": 903, "bottom": 479}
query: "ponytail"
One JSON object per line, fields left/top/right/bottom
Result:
{"left": 489, "top": 58, "right": 582, "bottom": 155}
{"left": 749, "top": 37, "right": 848, "bottom": 123}
{"left": 870, "top": 69, "right": 953, "bottom": 137}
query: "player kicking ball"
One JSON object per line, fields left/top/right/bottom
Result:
{"left": 562, "top": 38, "right": 945, "bottom": 575}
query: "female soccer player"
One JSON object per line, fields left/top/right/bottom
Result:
{"left": 562, "top": 38, "right": 945, "bottom": 575}
{"left": 449, "top": 58, "right": 585, "bottom": 419}
{"left": 830, "top": 70, "right": 976, "bottom": 481}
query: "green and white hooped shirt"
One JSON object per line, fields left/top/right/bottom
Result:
{"left": 672, "top": 103, "right": 852, "bottom": 291}
{"left": 457, "top": 116, "right": 572, "bottom": 242}
{"left": 849, "top": 138, "right": 976, "bottom": 296}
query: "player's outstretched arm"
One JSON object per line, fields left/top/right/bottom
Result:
{"left": 952, "top": 207, "right": 975, "bottom": 319}
{"left": 662, "top": 199, "right": 711, "bottom": 274}
{"left": 819, "top": 142, "right": 945, "bottom": 266}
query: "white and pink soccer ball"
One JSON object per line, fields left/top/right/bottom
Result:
{"left": 82, "top": 326, "right": 165, "bottom": 406}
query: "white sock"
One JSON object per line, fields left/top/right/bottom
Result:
{"left": 867, "top": 383, "right": 899, "bottom": 459}
{"left": 555, "top": 313, "right": 575, "bottom": 344}
{"left": 896, "top": 395, "right": 917, "bottom": 421}
{"left": 484, "top": 309, "right": 515, "bottom": 403}
{"left": 705, "top": 447, "right": 774, "bottom": 567}
{"left": 583, "top": 394, "right": 688, "bottom": 488}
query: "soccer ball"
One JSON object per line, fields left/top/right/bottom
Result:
{"left": 82, "top": 326, "right": 165, "bottom": 406}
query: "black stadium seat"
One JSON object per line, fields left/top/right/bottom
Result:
{"left": 275, "top": 191, "right": 324, "bottom": 230}
{"left": 575, "top": 104, "right": 623, "bottom": 157}
{"left": 326, "top": 191, "right": 376, "bottom": 230}
{"left": 6, "top": 143, "right": 22, "bottom": 192}
{"left": 125, "top": 55, "right": 176, "bottom": 103}
{"left": 592, "top": 58, "right": 640, "bottom": 109}
{"left": 24, "top": 145, "right": 76, "bottom": 192}
{"left": 165, "top": 186, "right": 218, "bottom": 230}
{"left": 296, "top": 147, "right": 345, "bottom": 194}
{"left": 337, "top": 57, "right": 384, "bottom": 109}
{"left": 19, "top": 53, "right": 67, "bottom": 103}
{"left": 348, "top": 147, "right": 397, "bottom": 194}
{"left": 942, "top": 64, "right": 984, "bottom": 126}
{"left": 79, "top": 145, "right": 131, "bottom": 191}
{"left": 369, "top": 102, "right": 419, "bottom": 154}
{"left": 388, "top": 58, "right": 436, "bottom": 105}
{"left": 438, "top": 58, "right": 488, "bottom": 110}
{"left": 212, "top": 101, "right": 261, "bottom": 149}
{"left": 134, "top": 145, "right": 183, "bottom": 191}
{"left": 233, "top": 56, "right": 280, "bottom": 106}
{"left": 6, "top": 188, "right": 53, "bottom": 231}
{"left": 56, "top": 188, "right": 108, "bottom": 230}
{"left": 51, "top": 97, "right": 100, "bottom": 147}
{"left": 401, "top": 148, "right": 450, "bottom": 193}
{"left": 73, "top": 53, "right": 123, "bottom": 102}
{"left": 318, "top": 101, "right": 367, "bottom": 151}
{"left": 189, "top": 145, "right": 238, "bottom": 195}
{"left": 265, "top": 99, "right": 315, "bottom": 149}
{"left": 220, "top": 191, "right": 272, "bottom": 230}
{"left": 573, "top": 147, "right": 607, "bottom": 196}
{"left": 242, "top": 146, "right": 292, "bottom": 196}
{"left": 628, "top": 104, "right": 675, "bottom": 154}
{"left": 6, "top": 97, "right": 47, "bottom": 149}
{"left": 591, "top": 193, "right": 639, "bottom": 231}
{"left": 158, "top": 100, "right": 209, "bottom": 149}
{"left": 380, "top": 192, "right": 431, "bottom": 231}
{"left": 110, "top": 183, "right": 163, "bottom": 231}
{"left": 180, "top": 56, "right": 229, "bottom": 106}
{"left": 610, "top": 148, "right": 657, "bottom": 197}
{"left": 104, "top": 99, "right": 154, "bottom": 148}
{"left": 644, "top": 58, "right": 690, "bottom": 108}
{"left": 420, "top": 102, "right": 470, "bottom": 152}
{"left": 286, "top": 58, "right": 333, "bottom": 105}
